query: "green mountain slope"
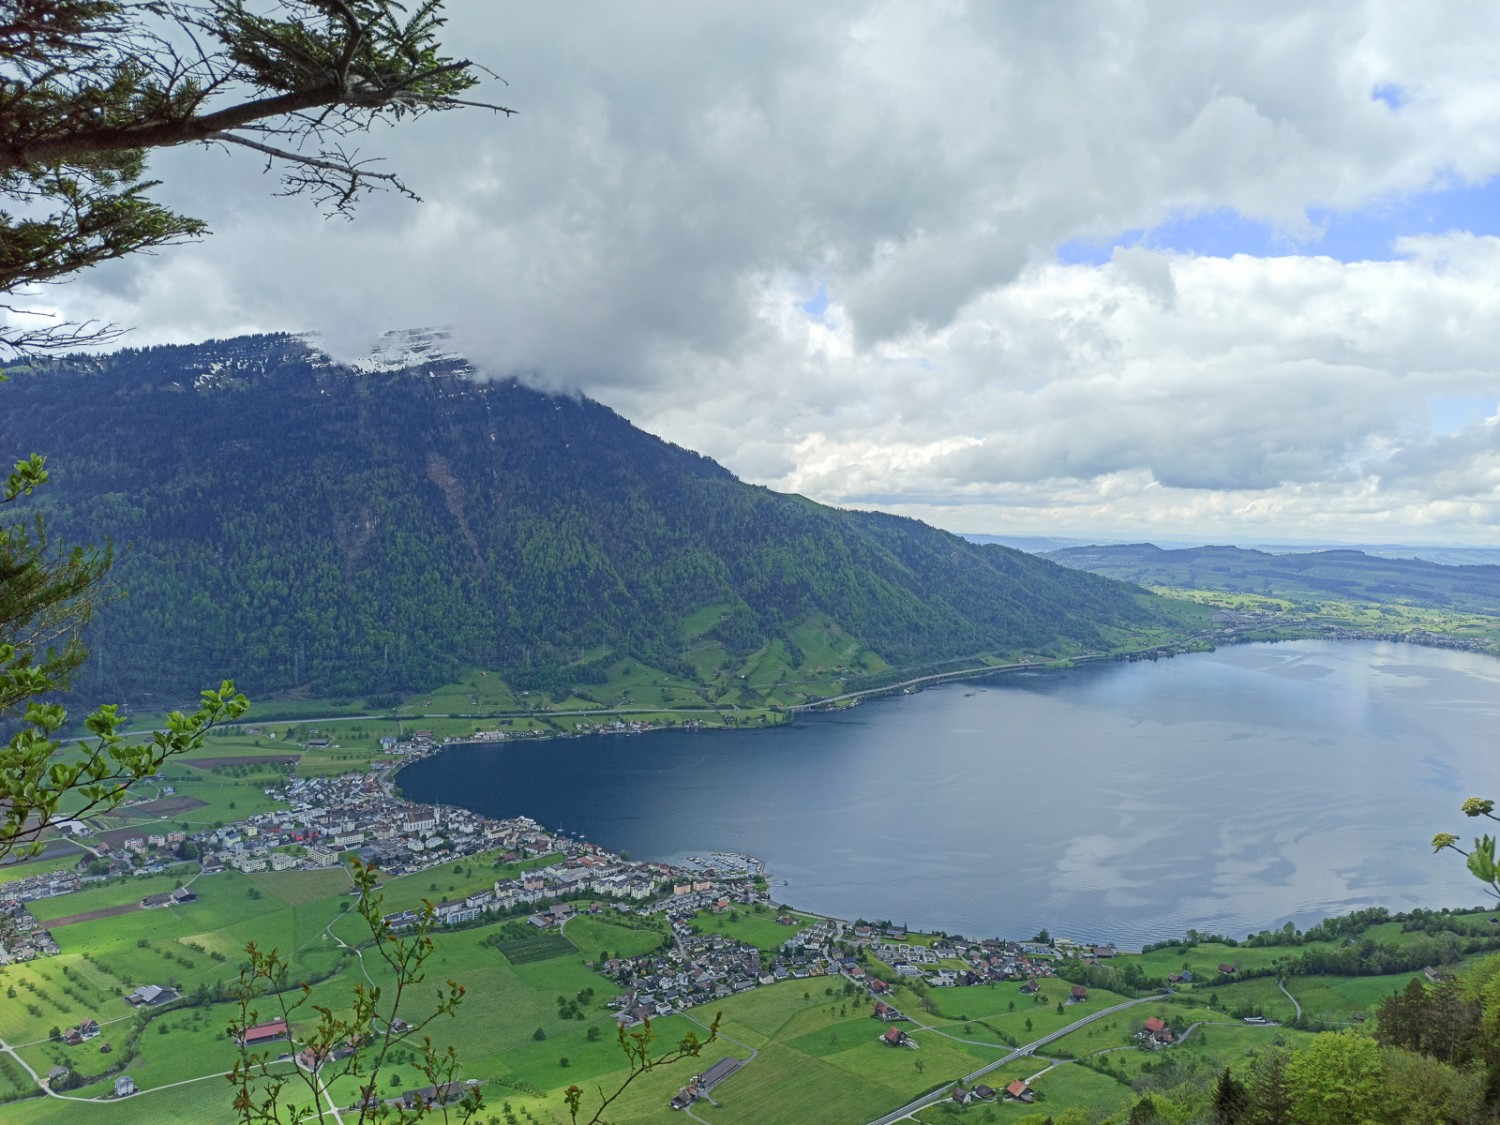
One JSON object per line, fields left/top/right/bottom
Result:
{"left": 5, "top": 334, "right": 1188, "bottom": 704}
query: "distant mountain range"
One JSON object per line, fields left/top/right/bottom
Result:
{"left": 4, "top": 334, "right": 1189, "bottom": 704}
{"left": 967, "top": 534, "right": 1500, "bottom": 568}
{"left": 1044, "top": 542, "right": 1500, "bottom": 614}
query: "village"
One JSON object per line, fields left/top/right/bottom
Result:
{"left": 0, "top": 727, "right": 1195, "bottom": 1117}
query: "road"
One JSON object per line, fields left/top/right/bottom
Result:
{"left": 864, "top": 992, "right": 1169, "bottom": 1125}
{"left": 0, "top": 1031, "right": 299, "bottom": 1104}
{"left": 1278, "top": 977, "right": 1303, "bottom": 1020}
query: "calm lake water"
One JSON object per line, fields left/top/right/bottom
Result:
{"left": 396, "top": 640, "right": 1500, "bottom": 948}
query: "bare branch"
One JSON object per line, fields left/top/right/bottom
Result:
{"left": 218, "top": 131, "right": 418, "bottom": 214}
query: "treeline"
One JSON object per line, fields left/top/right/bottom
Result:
{"left": 3, "top": 335, "right": 1177, "bottom": 705}
{"left": 1081, "top": 909, "right": 1500, "bottom": 998}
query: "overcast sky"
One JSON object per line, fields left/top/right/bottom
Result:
{"left": 35, "top": 1, "right": 1500, "bottom": 545}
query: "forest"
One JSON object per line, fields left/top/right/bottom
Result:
{"left": 3, "top": 334, "right": 1185, "bottom": 705}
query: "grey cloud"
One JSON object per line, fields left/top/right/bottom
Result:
{"left": 30, "top": 2, "right": 1500, "bottom": 543}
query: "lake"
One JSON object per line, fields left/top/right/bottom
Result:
{"left": 395, "top": 640, "right": 1500, "bottom": 948}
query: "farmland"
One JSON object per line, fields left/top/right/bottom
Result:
{"left": 5, "top": 850, "right": 1491, "bottom": 1125}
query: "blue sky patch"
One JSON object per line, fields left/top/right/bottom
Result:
{"left": 1428, "top": 394, "right": 1496, "bottom": 436}
{"left": 800, "top": 280, "right": 829, "bottom": 317}
{"left": 1057, "top": 175, "right": 1500, "bottom": 265}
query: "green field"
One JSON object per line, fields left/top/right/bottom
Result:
{"left": 690, "top": 906, "right": 817, "bottom": 953}
{"left": 8, "top": 794, "right": 1499, "bottom": 1125}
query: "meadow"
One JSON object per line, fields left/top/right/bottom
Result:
{"left": 7, "top": 791, "right": 1497, "bottom": 1125}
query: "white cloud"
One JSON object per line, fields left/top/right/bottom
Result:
{"left": 31, "top": 1, "right": 1500, "bottom": 542}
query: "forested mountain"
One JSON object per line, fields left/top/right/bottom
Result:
{"left": 6, "top": 334, "right": 1178, "bottom": 704}
{"left": 1046, "top": 542, "right": 1500, "bottom": 613}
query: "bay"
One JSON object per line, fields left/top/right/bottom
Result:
{"left": 395, "top": 640, "right": 1500, "bottom": 948}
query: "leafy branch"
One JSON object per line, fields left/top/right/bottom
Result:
{"left": 229, "top": 857, "right": 480, "bottom": 1123}
{"left": 0, "top": 676, "right": 247, "bottom": 859}
{"left": 563, "top": 1012, "right": 720, "bottom": 1125}
{"left": 1432, "top": 797, "right": 1500, "bottom": 899}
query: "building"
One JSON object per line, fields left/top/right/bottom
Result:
{"left": 237, "top": 1019, "right": 290, "bottom": 1047}
{"left": 124, "top": 984, "right": 175, "bottom": 1006}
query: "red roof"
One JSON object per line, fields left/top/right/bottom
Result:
{"left": 1144, "top": 1016, "right": 1165, "bottom": 1033}
{"left": 1006, "top": 1080, "right": 1030, "bottom": 1096}
{"left": 240, "top": 1019, "right": 289, "bottom": 1043}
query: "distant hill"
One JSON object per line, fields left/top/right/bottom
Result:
{"left": 3, "top": 334, "right": 1187, "bottom": 704}
{"left": 1045, "top": 542, "right": 1500, "bottom": 614}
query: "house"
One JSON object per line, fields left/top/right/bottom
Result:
{"left": 1020, "top": 977, "right": 1039, "bottom": 994}
{"left": 880, "top": 1026, "right": 914, "bottom": 1048}
{"left": 113, "top": 1074, "right": 136, "bottom": 1097}
{"left": 80, "top": 1018, "right": 100, "bottom": 1038}
{"left": 973, "top": 1084, "right": 998, "bottom": 1102}
{"left": 237, "top": 1018, "right": 289, "bottom": 1046}
{"left": 1143, "top": 1015, "right": 1174, "bottom": 1046}
{"left": 1070, "top": 984, "right": 1088, "bottom": 1002}
{"left": 125, "top": 984, "right": 175, "bottom": 1006}
{"left": 1005, "top": 1079, "right": 1034, "bottom": 1103}
{"left": 1218, "top": 963, "right": 1237, "bottom": 975}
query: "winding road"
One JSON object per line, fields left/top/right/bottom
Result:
{"left": 1278, "top": 977, "right": 1303, "bottom": 1020}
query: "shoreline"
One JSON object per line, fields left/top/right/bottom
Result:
{"left": 388, "top": 635, "right": 1498, "bottom": 951}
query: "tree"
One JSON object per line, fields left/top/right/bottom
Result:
{"left": 1212, "top": 1067, "right": 1249, "bottom": 1125}
{"left": 1376, "top": 1044, "right": 1486, "bottom": 1125}
{"left": 1283, "top": 1031, "right": 1385, "bottom": 1125}
{"left": 0, "top": 0, "right": 512, "bottom": 353}
{"left": 1246, "top": 1046, "right": 1294, "bottom": 1125}
{"left": 0, "top": 0, "right": 507, "bottom": 861}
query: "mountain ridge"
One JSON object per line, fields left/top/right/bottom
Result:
{"left": 5, "top": 334, "right": 1190, "bottom": 704}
